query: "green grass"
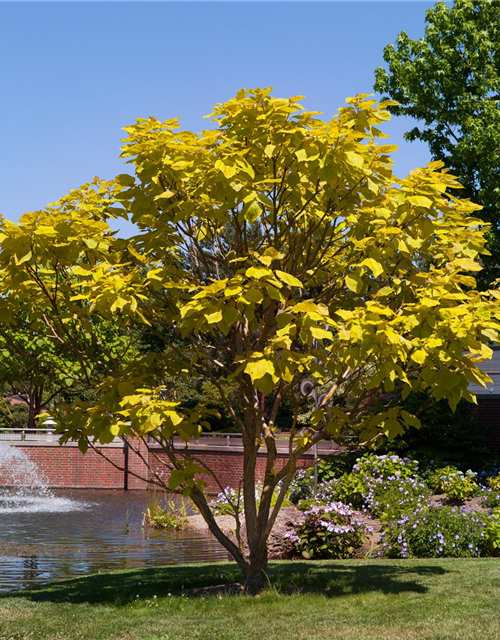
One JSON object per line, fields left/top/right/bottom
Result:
{"left": 1, "top": 559, "right": 500, "bottom": 640}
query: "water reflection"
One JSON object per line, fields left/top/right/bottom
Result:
{"left": 0, "top": 490, "right": 228, "bottom": 591}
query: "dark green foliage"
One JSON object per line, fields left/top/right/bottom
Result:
{"left": 373, "top": 394, "right": 490, "bottom": 470}
{"left": 375, "top": 0, "right": 500, "bottom": 284}
{"left": 0, "top": 399, "right": 29, "bottom": 430}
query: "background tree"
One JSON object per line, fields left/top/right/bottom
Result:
{"left": 0, "top": 299, "right": 136, "bottom": 431}
{"left": 0, "top": 191, "right": 138, "bottom": 429}
{"left": 374, "top": 0, "right": 500, "bottom": 283}
{"left": 2, "top": 90, "right": 499, "bottom": 593}
{"left": 0, "top": 311, "right": 73, "bottom": 431}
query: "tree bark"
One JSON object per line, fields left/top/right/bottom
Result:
{"left": 243, "top": 546, "right": 268, "bottom": 595}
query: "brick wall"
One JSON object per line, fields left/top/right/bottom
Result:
{"left": 0, "top": 440, "right": 314, "bottom": 492}
{"left": 147, "top": 448, "right": 314, "bottom": 494}
{"left": 0, "top": 442, "right": 128, "bottom": 489}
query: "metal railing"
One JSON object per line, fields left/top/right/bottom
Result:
{"left": 0, "top": 428, "right": 121, "bottom": 444}
{"left": 168, "top": 432, "right": 344, "bottom": 454}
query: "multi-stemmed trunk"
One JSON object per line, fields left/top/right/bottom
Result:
{"left": 189, "top": 398, "right": 298, "bottom": 595}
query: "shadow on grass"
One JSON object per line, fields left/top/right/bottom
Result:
{"left": 1, "top": 561, "right": 449, "bottom": 605}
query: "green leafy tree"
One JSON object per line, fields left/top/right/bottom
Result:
{"left": 0, "top": 209, "right": 138, "bottom": 430}
{"left": 0, "top": 296, "right": 86, "bottom": 429}
{"left": 0, "top": 301, "right": 135, "bottom": 430}
{"left": 1, "top": 89, "right": 499, "bottom": 593}
{"left": 374, "top": 0, "right": 500, "bottom": 283}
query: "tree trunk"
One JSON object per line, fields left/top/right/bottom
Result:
{"left": 27, "top": 385, "right": 44, "bottom": 430}
{"left": 243, "top": 546, "right": 268, "bottom": 595}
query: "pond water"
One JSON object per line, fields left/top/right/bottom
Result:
{"left": 0, "top": 489, "right": 228, "bottom": 592}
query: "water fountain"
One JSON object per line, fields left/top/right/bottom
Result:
{"left": 0, "top": 443, "right": 227, "bottom": 592}
{"left": 0, "top": 442, "right": 81, "bottom": 513}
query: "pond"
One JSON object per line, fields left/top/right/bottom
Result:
{"left": 0, "top": 489, "right": 228, "bottom": 592}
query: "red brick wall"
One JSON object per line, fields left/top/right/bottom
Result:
{"left": 147, "top": 448, "right": 313, "bottom": 494}
{"left": 0, "top": 443, "right": 128, "bottom": 489}
{"left": 0, "top": 441, "right": 313, "bottom": 492}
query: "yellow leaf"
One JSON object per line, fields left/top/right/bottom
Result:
{"left": 275, "top": 270, "right": 302, "bottom": 287}
{"left": 171, "top": 160, "right": 192, "bottom": 170}
{"left": 360, "top": 258, "right": 383, "bottom": 278}
{"left": 455, "top": 258, "right": 483, "bottom": 272}
{"left": 310, "top": 326, "right": 331, "bottom": 340}
{"left": 244, "top": 201, "right": 261, "bottom": 223}
{"left": 411, "top": 350, "right": 427, "bottom": 364}
{"left": 246, "top": 266, "right": 272, "bottom": 279}
{"left": 34, "top": 225, "right": 58, "bottom": 236}
{"left": 205, "top": 309, "right": 223, "bottom": 324}
{"left": 294, "top": 300, "right": 329, "bottom": 316}
{"left": 72, "top": 265, "right": 91, "bottom": 277}
{"left": 376, "top": 144, "right": 399, "bottom": 154}
{"left": 109, "top": 424, "right": 121, "bottom": 436}
{"left": 215, "top": 159, "right": 237, "bottom": 179}
{"left": 345, "top": 151, "right": 364, "bottom": 168}
{"left": 264, "top": 144, "right": 276, "bottom": 158}
{"left": 267, "top": 284, "right": 283, "bottom": 301}
{"left": 401, "top": 410, "right": 421, "bottom": 429}
{"left": 243, "top": 289, "right": 264, "bottom": 304}
{"left": 257, "top": 247, "right": 285, "bottom": 266}
{"left": 154, "top": 190, "right": 175, "bottom": 201}
{"left": 15, "top": 250, "right": 32, "bottom": 265}
{"left": 408, "top": 195, "right": 432, "bottom": 207}
{"left": 224, "top": 285, "right": 242, "bottom": 297}
{"left": 244, "top": 358, "right": 277, "bottom": 392}
{"left": 244, "top": 359, "right": 275, "bottom": 380}
{"left": 345, "top": 272, "right": 363, "bottom": 293}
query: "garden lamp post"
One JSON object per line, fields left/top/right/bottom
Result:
{"left": 300, "top": 379, "right": 320, "bottom": 495}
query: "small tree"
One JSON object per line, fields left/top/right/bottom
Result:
{"left": 1, "top": 89, "right": 499, "bottom": 593}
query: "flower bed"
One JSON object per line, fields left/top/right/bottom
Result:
{"left": 205, "top": 454, "right": 500, "bottom": 561}
{"left": 281, "top": 454, "right": 500, "bottom": 561}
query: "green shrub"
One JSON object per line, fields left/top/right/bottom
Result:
{"left": 288, "top": 470, "right": 314, "bottom": 505}
{"left": 426, "top": 466, "right": 480, "bottom": 501}
{"left": 287, "top": 455, "right": 361, "bottom": 505}
{"left": 483, "top": 508, "right": 500, "bottom": 556}
{"left": 284, "top": 504, "right": 367, "bottom": 560}
{"left": 317, "top": 473, "right": 366, "bottom": 508}
{"left": 487, "top": 474, "right": 500, "bottom": 492}
{"left": 483, "top": 488, "right": 500, "bottom": 509}
{"left": 297, "top": 497, "right": 329, "bottom": 512}
{"left": 382, "top": 506, "right": 486, "bottom": 558}
{"left": 353, "top": 454, "right": 419, "bottom": 482}
{"left": 362, "top": 475, "right": 431, "bottom": 521}
{"left": 142, "top": 496, "right": 188, "bottom": 530}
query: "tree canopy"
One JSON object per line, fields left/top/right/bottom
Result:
{"left": 374, "top": 0, "right": 500, "bottom": 282}
{"left": 1, "top": 88, "right": 499, "bottom": 591}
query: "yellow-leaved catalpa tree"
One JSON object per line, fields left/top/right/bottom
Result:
{"left": 1, "top": 88, "right": 500, "bottom": 592}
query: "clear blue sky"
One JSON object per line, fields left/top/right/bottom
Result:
{"left": 0, "top": 1, "right": 438, "bottom": 236}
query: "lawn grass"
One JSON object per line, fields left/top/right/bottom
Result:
{"left": 1, "top": 559, "right": 500, "bottom": 640}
